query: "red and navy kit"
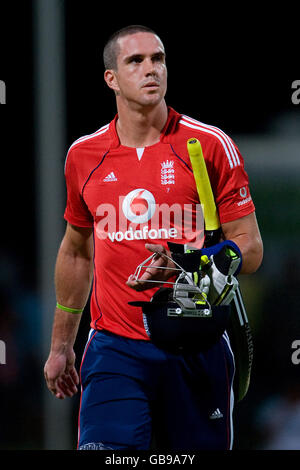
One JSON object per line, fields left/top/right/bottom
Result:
{"left": 66, "top": 107, "right": 255, "bottom": 450}
{"left": 78, "top": 329, "right": 235, "bottom": 450}
{"left": 64, "top": 107, "right": 255, "bottom": 340}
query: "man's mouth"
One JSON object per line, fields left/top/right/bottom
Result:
{"left": 142, "top": 81, "right": 160, "bottom": 88}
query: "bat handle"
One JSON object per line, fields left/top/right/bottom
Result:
{"left": 204, "top": 228, "right": 222, "bottom": 247}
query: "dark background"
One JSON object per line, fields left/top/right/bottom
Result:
{"left": 0, "top": 0, "right": 299, "bottom": 450}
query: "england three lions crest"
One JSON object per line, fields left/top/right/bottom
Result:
{"left": 161, "top": 160, "right": 175, "bottom": 185}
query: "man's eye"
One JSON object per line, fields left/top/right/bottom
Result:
{"left": 129, "top": 56, "right": 143, "bottom": 64}
{"left": 152, "top": 53, "right": 164, "bottom": 62}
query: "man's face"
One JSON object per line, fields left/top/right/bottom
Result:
{"left": 107, "top": 32, "right": 167, "bottom": 108}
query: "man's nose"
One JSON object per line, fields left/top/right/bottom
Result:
{"left": 144, "top": 58, "right": 156, "bottom": 76}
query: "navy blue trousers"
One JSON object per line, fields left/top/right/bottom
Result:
{"left": 78, "top": 329, "right": 235, "bottom": 450}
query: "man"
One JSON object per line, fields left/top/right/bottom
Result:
{"left": 44, "top": 25, "right": 263, "bottom": 450}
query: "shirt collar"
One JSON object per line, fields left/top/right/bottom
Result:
{"left": 108, "top": 106, "right": 182, "bottom": 149}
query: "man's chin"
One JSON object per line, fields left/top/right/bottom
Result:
{"left": 139, "top": 92, "right": 166, "bottom": 108}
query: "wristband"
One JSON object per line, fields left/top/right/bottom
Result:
{"left": 169, "top": 240, "right": 242, "bottom": 276}
{"left": 201, "top": 240, "right": 242, "bottom": 275}
{"left": 56, "top": 302, "right": 84, "bottom": 314}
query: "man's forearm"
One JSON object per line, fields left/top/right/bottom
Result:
{"left": 221, "top": 213, "right": 263, "bottom": 275}
{"left": 50, "top": 243, "right": 94, "bottom": 353}
{"left": 50, "top": 308, "right": 83, "bottom": 354}
{"left": 55, "top": 238, "right": 93, "bottom": 308}
{"left": 230, "top": 233, "right": 263, "bottom": 275}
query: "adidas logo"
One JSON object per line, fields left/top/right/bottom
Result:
{"left": 103, "top": 172, "right": 117, "bottom": 182}
{"left": 209, "top": 408, "right": 223, "bottom": 420}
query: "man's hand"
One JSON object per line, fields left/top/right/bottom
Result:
{"left": 126, "top": 243, "right": 176, "bottom": 291}
{"left": 44, "top": 348, "right": 79, "bottom": 399}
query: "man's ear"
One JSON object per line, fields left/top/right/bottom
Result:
{"left": 104, "top": 69, "right": 120, "bottom": 93}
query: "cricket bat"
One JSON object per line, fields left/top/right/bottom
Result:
{"left": 187, "top": 137, "right": 253, "bottom": 402}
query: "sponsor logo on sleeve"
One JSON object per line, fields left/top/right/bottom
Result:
{"left": 237, "top": 186, "right": 252, "bottom": 206}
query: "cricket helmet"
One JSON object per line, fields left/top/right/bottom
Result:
{"left": 129, "top": 250, "right": 231, "bottom": 352}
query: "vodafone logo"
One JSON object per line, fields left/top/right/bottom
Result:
{"left": 95, "top": 188, "right": 205, "bottom": 243}
{"left": 237, "top": 185, "right": 252, "bottom": 207}
{"left": 239, "top": 187, "right": 248, "bottom": 198}
{"left": 122, "top": 189, "right": 156, "bottom": 224}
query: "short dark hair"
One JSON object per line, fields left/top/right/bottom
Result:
{"left": 103, "top": 25, "right": 159, "bottom": 70}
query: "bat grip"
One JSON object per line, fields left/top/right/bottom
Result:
{"left": 204, "top": 228, "right": 222, "bottom": 247}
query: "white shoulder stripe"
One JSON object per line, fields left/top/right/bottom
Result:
{"left": 64, "top": 123, "right": 110, "bottom": 172}
{"left": 182, "top": 115, "right": 240, "bottom": 167}
{"left": 68, "top": 123, "right": 110, "bottom": 152}
{"left": 183, "top": 115, "right": 240, "bottom": 167}
{"left": 180, "top": 118, "right": 234, "bottom": 169}
{"left": 180, "top": 116, "right": 240, "bottom": 169}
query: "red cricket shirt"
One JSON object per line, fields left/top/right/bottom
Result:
{"left": 64, "top": 107, "right": 255, "bottom": 339}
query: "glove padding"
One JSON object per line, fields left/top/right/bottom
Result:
{"left": 204, "top": 245, "right": 240, "bottom": 305}
{"left": 169, "top": 240, "right": 242, "bottom": 274}
{"left": 168, "top": 240, "right": 242, "bottom": 306}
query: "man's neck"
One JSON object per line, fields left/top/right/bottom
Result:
{"left": 115, "top": 100, "right": 168, "bottom": 148}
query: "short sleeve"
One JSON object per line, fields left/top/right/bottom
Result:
{"left": 63, "top": 148, "right": 94, "bottom": 227}
{"left": 209, "top": 138, "right": 256, "bottom": 225}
